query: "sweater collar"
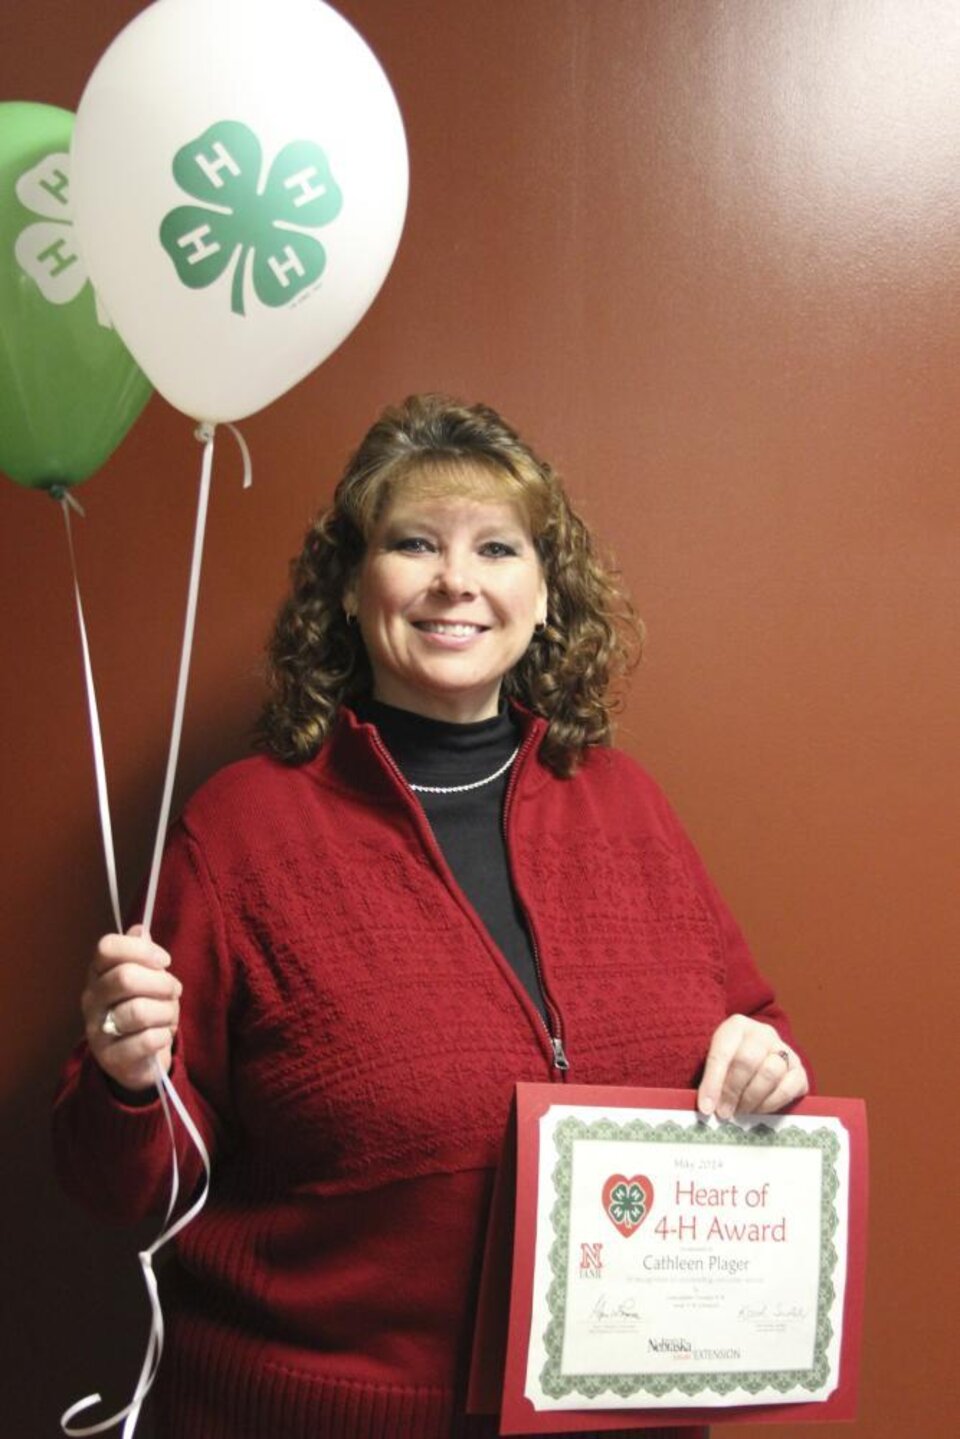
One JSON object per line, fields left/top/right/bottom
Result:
{"left": 351, "top": 698, "right": 520, "bottom": 790}
{"left": 311, "top": 699, "right": 550, "bottom": 804}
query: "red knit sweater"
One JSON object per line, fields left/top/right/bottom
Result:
{"left": 53, "top": 707, "right": 801, "bottom": 1438}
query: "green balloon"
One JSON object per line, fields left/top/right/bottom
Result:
{"left": 0, "top": 101, "right": 152, "bottom": 488}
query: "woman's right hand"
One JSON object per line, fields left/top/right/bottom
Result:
{"left": 81, "top": 924, "right": 182, "bottom": 1093}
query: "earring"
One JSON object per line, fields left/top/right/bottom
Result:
{"left": 344, "top": 610, "right": 357, "bottom": 626}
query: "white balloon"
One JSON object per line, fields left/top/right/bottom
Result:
{"left": 70, "top": 0, "right": 408, "bottom": 422}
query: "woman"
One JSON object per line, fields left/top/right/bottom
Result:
{"left": 54, "top": 394, "right": 809, "bottom": 1439}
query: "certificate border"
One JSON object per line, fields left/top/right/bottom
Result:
{"left": 540, "top": 1113, "right": 840, "bottom": 1402}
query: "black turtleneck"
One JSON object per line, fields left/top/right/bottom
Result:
{"left": 353, "top": 698, "right": 549, "bottom": 1026}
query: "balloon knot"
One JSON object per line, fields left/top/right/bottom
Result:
{"left": 194, "top": 421, "right": 216, "bottom": 445}
{"left": 48, "top": 484, "right": 86, "bottom": 516}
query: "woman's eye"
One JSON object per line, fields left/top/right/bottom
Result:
{"left": 392, "top": 536, "right": 435, "bottom": 554}
{"left": 479, "top": 540, "right": 518, "bottom": 558}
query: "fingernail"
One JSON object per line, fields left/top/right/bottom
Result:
{"left": 698, "top": 1095, "right": 715, "bottom": 1116}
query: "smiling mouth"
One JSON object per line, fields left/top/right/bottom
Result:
{"left": 413, "top": 621, "right": 488, "bottom": 637}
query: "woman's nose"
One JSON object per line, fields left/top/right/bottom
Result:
{"left": 430, "top": 550, "right": 476, "bottom": 598}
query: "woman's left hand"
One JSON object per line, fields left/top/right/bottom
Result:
{"left": 697, "top": 1015, "right": 809, "bottom": 1119}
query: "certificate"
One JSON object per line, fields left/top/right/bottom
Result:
{"left": 469, "top": 1086, "right": 868, "bottom": 1433}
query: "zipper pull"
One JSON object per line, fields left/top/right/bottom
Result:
{"left": 551, "top": 1036, "right": 570, "bottom": 1072}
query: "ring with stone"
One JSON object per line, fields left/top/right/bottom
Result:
{"left": 101, "top": 1008, "right": 122, "bottom": 1039}
{"left": 775, "top": 1048, "right": 790, "bottom": 1065}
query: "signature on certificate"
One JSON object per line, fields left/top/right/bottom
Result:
{"left": 739, "top": 1303, "right": 808, "bottom": 1325}
{"left": 591, "top": 1294, "right": 642, "bottom": 1326}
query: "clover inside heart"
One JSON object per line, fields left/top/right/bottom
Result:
{"left": 602, "top": 1173, "right": 654, "bottom": 1237}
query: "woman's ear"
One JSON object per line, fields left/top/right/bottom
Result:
{"left": 536, "top": 574, "right": 548, "bottom": 628}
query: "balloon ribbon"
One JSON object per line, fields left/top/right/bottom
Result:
{"left": 57, "top": 421, "right": 251, "bottom": 1437}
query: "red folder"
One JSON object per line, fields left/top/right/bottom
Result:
{"left": 468, "top": 1086, "right": 868, "bottom": 1434}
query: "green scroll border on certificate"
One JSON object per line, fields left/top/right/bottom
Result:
{"left": 541, "top": 1115, "right": 841, "bottom": 1402}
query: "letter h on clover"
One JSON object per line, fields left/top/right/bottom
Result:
{"left": 14, "top": 152, "right": 112, "bottom": 324}
{"left": 159, "top": 120, "right": 343, "bottom": 317}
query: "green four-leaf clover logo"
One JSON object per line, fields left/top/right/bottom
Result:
{"left": 159, "top": 120, "right": 343, "bottom": 317}
{"left": 608, "top": 1181, "right": 647, "bottom": 1229}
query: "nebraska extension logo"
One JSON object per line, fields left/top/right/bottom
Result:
{"left": 579, "top": 1242, "right": 604, "bottom": 1278}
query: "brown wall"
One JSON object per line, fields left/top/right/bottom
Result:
{"left": 2, "top": 1, "right": 958, "bottom": 1433}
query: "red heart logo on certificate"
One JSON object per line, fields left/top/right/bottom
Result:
{"left": 602, "top": 1173, "right": 654, "bottom": 1237}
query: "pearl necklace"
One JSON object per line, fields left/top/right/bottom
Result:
{"left": 408, "top": 745, "right": 520, "bottom": 795}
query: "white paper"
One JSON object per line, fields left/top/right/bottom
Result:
{"left": 524, "top": 1106, "right": 849, "bottom": 1411}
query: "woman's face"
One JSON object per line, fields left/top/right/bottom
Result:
{"left": 346, "top": 482, "right": 547, "bottom": 723}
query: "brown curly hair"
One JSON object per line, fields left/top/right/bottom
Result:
{"left": 257, "top": 394, "right": 642, "bottom": 776}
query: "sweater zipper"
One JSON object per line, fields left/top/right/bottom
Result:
{"left": 368, "top": 724, "right": 570, "bottom": 1076}
{"left": 502, "top": 730, "right": 570, "bottom": 1076}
